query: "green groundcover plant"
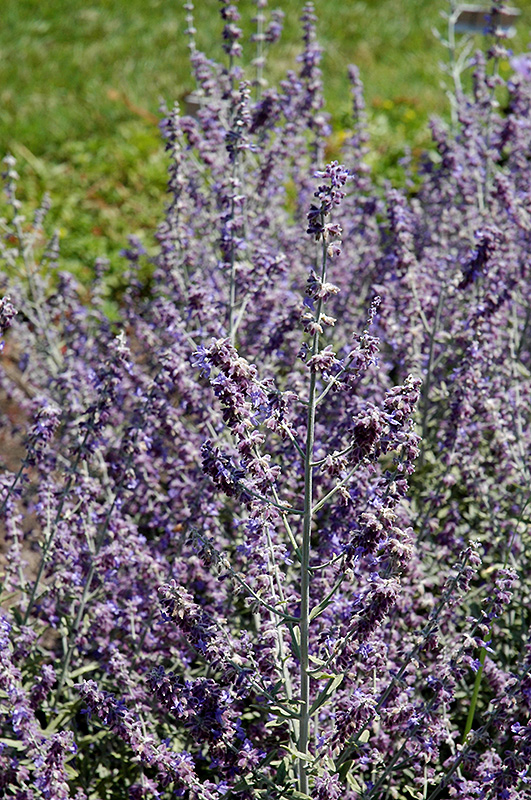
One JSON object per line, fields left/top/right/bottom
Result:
{"left": 1, "top": 1, "right": 531, "bottom": 798}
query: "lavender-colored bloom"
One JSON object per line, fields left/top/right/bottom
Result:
{"left": 265, "top": 9, "right": 284, "bottom": 44}
{"left": 0, "top": 295, "right": 17, "bottom": 332}
{"left": 2, "top": 5, "right": 531, "bottom": 800}
{"left": 510, "top": 53, "right": 531, "bottom": 81}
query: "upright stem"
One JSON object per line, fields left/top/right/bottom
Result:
{"left": 299, "top": 369, "right": 316, "bottom": 794}
{"left": 254, "top": 2, "right": 264, "bottom": 100}
{"left": 298, "top": 230, "right": 328, "bottom": 794}
{"left": 11, "top": 208, "right": 63, "bottom": 370}
{"left": 462, "top": 645, "right": 487, "bottom": 743}
{"left": 482, "top": 53, "right": 500, "bottom": 213}
{"left": 447, "top": 2, "right": 461, "bottom": 134}
{"left": 420, "top": 287, "right": 445, "bottom": 468}
{"left": 228, "top": 158, "right": 238, "bottom": 345}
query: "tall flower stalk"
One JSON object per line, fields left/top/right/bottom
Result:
{"left": 2, "top": 3, "right": 531, "bottom": 799}
{"left": 298, "top": 162, "right": 349, "bottom": 792}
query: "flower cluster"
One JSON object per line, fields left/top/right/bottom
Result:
{"left": 1, "top": 2, "right": 531, "bottom": 799}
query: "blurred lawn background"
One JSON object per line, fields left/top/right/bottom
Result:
{"left": 2, "top": 0, "right": 531, "bottom": 283}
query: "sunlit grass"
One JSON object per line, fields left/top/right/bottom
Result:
{"left": 3, "top": 0, "right": 531, "bottom": 279}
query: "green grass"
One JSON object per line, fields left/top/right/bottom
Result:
{"left": 2, "top": 0, "right": 531, "bottom": 281}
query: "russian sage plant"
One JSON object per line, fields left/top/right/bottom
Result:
{"left": 1, "top": 1, "right": 531, "bottom": 799}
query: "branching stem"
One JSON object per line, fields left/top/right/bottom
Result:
{"left": 298, "top": 225, "right": 328, "bottom": 794}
